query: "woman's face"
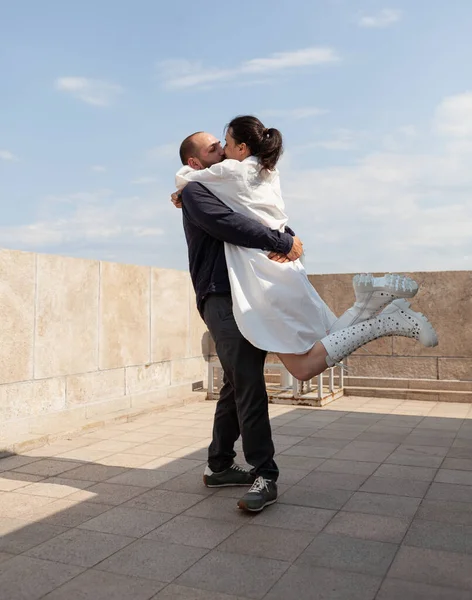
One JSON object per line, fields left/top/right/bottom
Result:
{"left": 224, "top": 129, "right": 249, "bottom": 161}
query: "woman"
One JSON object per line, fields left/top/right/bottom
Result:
{"left": 175, "top": 115, "right": 437, "bottom": 380}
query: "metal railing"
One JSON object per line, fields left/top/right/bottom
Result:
{"left": 207, "top": 359, "right": 344, "bottom": 403}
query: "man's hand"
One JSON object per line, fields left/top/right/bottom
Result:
{"left": 171, "top": 192, "right": 182, "bottom": 209}
{"left": 287, "top": 235, "right": 303, "bottom": 261}
{"left": 268, "top": 236, "right": 303, "bottom": 263}
{"left": 267, "top": 252, "right": 290, "bottom": 263}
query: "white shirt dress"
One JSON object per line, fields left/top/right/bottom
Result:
{"left": 176, "top": 156, "right": 336, "bottom": 354}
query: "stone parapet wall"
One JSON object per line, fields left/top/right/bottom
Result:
{"left": 2, "top": 246, "right": 470, "bottom": 449}
{"left": 0, "top": 248, "right": 209, "bottom": 446}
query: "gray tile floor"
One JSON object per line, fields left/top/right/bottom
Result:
{"left": 1, "top": 396, "right": 472, "bottom": 599}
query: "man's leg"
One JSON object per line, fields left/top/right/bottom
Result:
{"left": 204, "top": 372, "right": 253, "bottom": 487}
{"left": 207, "top": 373, "right": 239, "bottom": 472}
{"left": 203, "top": 294, "right": 278, "bottom": 487}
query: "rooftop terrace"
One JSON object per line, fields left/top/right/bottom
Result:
{"left": 1, "top": 247, "right": 472, "bottom": 599}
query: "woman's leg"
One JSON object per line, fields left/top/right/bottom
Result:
{"left": 278, "top": 299, "right": 438, "bottom": 382}
{"left": 278, "top": 343, "right": 329, "bottom": 382}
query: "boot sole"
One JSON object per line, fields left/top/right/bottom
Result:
{"left": 391, "top": 299, "right": 439, "bottom": 348}
{"left": 237, "top": 498, "right": 278, "bottom": 512}
{"left": 354, "top": 273, "right": 418, "bottom": 298}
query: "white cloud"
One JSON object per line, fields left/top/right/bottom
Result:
{"left": 294, "top": 129, "right": 360, "bottom": 152}
{"left": 147, "top": 143, "right": 178, "bottom": 162}
{"left": 0, "top": 188, "right": 173, "bottom": 267}
{"left": 55, "top": 77, "right": 123, "bottom": 106}
{"left": 434, "top": 91, "right": 472, "bottom": 138}
{"left": 243, "top": 48, "right": 339, "bottom": 72}
{"left": 316, "top": 129, "right": 358, "bottom": 150}
{"left": 279, "top": 107, "right": 472, "bottom": 273}
{"left": 382, "top": 125, "right": 418, "bottom": 151}
{"left": 398, "top": 125, "right": 418, "bottom": 136}
{"left": 0, "top": 150, "right": 19, "bottom": 161}
{"left": 158, "top": 60, "right": 230, "bottom": 89}
{"left": 261, "top": 107, "right": 328, "bottom": 120}
{"left": 5, "top": 93, "right": 472, "bottom": 276}
{"left": 316, "top": 140, "right": 354, "bottom": 151}
{"left": 91, "top": 165, "right": 107, "bottom": 173}
{"left": 131, "top": 176, "right": 158, "bottom": 185}
{"left": 158, "top": 47, "right": 340, "bottom": 90}
{"left": 359, "top": 9, "right": 402, "bottom": 28}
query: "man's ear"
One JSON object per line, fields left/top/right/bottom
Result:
{"left": 188, "top": 157, "right": 202, "bottom": 170}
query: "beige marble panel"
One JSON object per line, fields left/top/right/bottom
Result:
{"left": 439, "top": 358, "right": 472, "bottom": 381}
{"left": 347, "top": 356, "right": 438, "bottom": 379}
{"left": 0, "top": 377, "right": 65, "bottom": 421}
{"left": 345, "top": 356, "right": 395, "bottom": 378}
{"left": 151, "top": 268, "right": 190, "bottom": 362}
{"left": 66, "top": 368, "right": 125, "bottom": 406}
{"left": 391, "top": 357, "right": 438, "bottom": 379}
{"left": 99, "top": 261, "right": 150, "bottom": 369}
{"left": 35, "top": 254, "right": 99, "bottom": 378}
{"left": 0, "top": 248, "right": 35, "bottom": 384}
{"left": 189, "top": 283, "right": 210, "bottom": 358}
{"left": 309, "top": 273, "right": 354, "bottom": 319}
{"left": 393, "top": 271, "right": 472, "bottom": 357}
{"left": 171, "top": 357, "right": 207, "bottom": 385}
{"left": 125, "top": 362, "right": 171, "bottom": 395}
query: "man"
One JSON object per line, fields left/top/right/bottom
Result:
{"left": 175, "top": 132, "right": 303, "bottom": 512}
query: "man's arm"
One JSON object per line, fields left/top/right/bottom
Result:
{"left": 284, "top": 225, "right": 295, "bottom": 236}
{"left": 182, "top": 182, "right": 297, "bottom": 256}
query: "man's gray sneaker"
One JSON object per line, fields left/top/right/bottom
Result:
{"left": 237, "top": 476, "right": 278, "bottom": 512}
{"left": 203, "top": 464, "right": 256, "bottom": 488}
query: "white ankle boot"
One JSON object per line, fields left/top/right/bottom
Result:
{"left": 329, "top": 273, "right": 419, "bottom": 333}
{"left": 321, "top": 299, "right": 438, "bottom": 366}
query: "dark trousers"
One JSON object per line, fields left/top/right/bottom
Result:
{"left": 203, "top": 294, "right": 279, "bottom": 481}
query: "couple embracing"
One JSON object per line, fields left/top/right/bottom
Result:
{"left": 170, "top": 115, "right": 437, "bottom": 513}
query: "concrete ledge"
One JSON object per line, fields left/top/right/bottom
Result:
{"left": 0, "top": 386, "right": 208, "bottom": 456}
{"left": 344, "top": 376, "right": 472, "bottom": 392}
{"left": 269, "top": 389, "right": 344, "bottom": 408}
{"left": 344, "top": 386, "right": 472, "bottom": 403}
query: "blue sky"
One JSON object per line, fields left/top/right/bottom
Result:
{"left": 1, "top": 0, "right": 472, "bottom": 273}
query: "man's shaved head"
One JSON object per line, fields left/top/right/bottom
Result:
{"left": 179, "top": 132, "right": 203, "bottom": 165}
{"left": 179, "top": 132, "right": 225, "bottom": 170}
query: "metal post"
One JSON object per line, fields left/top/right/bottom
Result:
{"left": 298, "top": 380, "right": 305, "bottom": 398}
{"left": 280, "top": 367, "right": 293, "bottom": 390}
{"left": 328, "top": 367, "right": 334, "bottom": 393}
{"left": 339, "top": 363, "right": 345, "bottom": 389}
{"left": 317, "top": 374, "right": 323, "bottom": 400}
